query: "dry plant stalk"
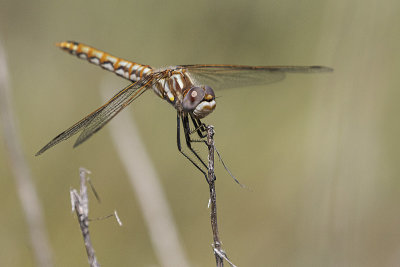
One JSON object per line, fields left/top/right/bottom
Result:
{"left": 206, "top": 126, "right": 236, "bottom": 267}
{"left": 70, "top": 168, "right": 100, "bottom": 267}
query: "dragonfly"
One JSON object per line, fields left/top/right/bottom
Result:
{"left": 36, "top": 41, "right": 332, "bottom": 179}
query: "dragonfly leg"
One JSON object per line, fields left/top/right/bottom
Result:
{"left": 189, "top": 115, "right": 208, "bottom": 138}
{"left": 182, "top": 114, "right": 209, "bottom": 169}
{"left": 189, "top": 116, "right": 210, "bottom": 149}
{"left": 188, "top": 117, "right": 241, "bottom": 186}
{"left": 177, "top": 113, "right": 208, "bottom": 181}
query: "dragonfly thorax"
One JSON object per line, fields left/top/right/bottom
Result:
{"left": 153, "top": 70, "right": 216, "bottom": 119}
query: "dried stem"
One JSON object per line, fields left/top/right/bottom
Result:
{"left": 207, "top": 126, "right": 236, "bottom": 267}
{"left": 70, "top": 168, "right": 99, "bottom": 267}
{"left": 0, "top": 39, "right": 54, "bottom": 267}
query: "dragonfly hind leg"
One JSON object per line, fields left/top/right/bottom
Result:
{"left": 176, "top": 112, "right": 209, "bottom": 181}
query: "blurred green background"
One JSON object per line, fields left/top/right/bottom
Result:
{"left": 1, "top": 0, "right": 400, "bottom": 266}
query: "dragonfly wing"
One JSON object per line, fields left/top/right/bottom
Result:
{"left": 182, "top": 64, "right": 332, "bottom": 90}
{"left": 35, "top": 77, "right": 153, "bottom": 156}
{"left": 74, "top": 79, "right": 152, "bottom": 147}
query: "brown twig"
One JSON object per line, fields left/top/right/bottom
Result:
{"left": 206, "top": 126, "right": 237, "bottom": 267}
{"left": 0, "top": 39, "right": 54, "bottom": 267}
{"left": 70, "top": 168, "right": 100, "bottom": 267}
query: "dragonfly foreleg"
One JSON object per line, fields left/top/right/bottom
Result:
{"left": 182, "top": 114, "right": 209, "bottom": 168}
{"left": 177, "top": 113, "right": 208, "bottom": 181}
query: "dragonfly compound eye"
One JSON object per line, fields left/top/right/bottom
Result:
{"left": 182, "top": 87, "right": 205, "bottom": 112}
{"left": 203, "top": 85, "right": 215, "bottom": 100}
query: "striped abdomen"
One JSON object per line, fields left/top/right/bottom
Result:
{"left": 56, "top": 41, "right": 153, "bottom": 82}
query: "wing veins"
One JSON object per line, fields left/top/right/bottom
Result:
{"left": 181, "top": 64, "right": 332, "bottom": 90}
{"left": 35, "top": 78, "right": 153, "bottom": 156}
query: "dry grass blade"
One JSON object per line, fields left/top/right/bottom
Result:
{"left": 0, "top": 39, "right": 54, "bottom": 267}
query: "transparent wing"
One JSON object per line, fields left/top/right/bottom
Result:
{"left": 35, "top": 77, "right": 154, "bottom": 156}
{"left": 181, "top": 64, "right": 333, "bottom": 90}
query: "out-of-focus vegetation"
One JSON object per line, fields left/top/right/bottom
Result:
{"left": 1, "top": 0, "right": 399, "bottom": 266}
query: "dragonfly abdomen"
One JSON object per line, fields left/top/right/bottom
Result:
{"left": 56, "top": 41, "right": 153, "bottom": 82}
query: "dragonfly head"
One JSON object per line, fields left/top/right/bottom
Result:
{"left": 182, "top": 86, "right": 216, "bottom": 119}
